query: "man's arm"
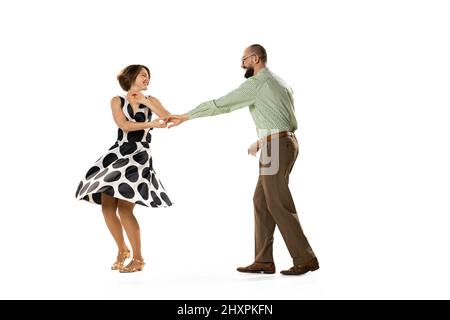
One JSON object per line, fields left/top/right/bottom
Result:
{"left": 165, "top": 77, "right": 259, "bottom": 128}
{"left": 188, "top": 77, "right": 259, "bottom": 119}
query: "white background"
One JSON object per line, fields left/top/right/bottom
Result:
{"left": 0, "top": 0, "right": 449, "bottom": 299}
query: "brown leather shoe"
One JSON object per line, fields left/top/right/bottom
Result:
{"left": 237, "top": 262, "right": 276, "bottom": 274}
{"left": 280, "top": 258, "right": 319, "bottom": 275}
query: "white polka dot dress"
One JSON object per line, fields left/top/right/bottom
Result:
{"left": 75, "top": 96, "right": 173, "bottom": 208}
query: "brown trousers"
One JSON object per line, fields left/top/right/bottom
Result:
{"left": 253, "top": 135, "right": 316, "bottom": 266}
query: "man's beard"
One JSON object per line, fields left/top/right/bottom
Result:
{"left": 244, "top": 66, "right": 254, "bottom": 79}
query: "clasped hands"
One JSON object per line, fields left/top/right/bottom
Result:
{"left": 153, "top": 114, "right": 189, "bottom": 129}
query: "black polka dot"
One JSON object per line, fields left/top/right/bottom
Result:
{"left": 145, "top": 132, "right": 152, "bottom": 143}
{"left": 127, "top": 130, "right": 145, "bottom": 142}
{"left": 79, "top": 182, "right": 91, "bottom": 195}
{"left": 75, "top": 181, "right": 83, "bottom": 197}
{"left": 133, "top": 151, "right": 148, "bottom": 165}
{"left": 160, "top": 192, "right": 172, "bottom": 206}
{"left": 120, "top": 142, "right": 137, "bottom": 156}
{"left": 135, "top": 201, "right": 147, "bottom": 207}
{"left": 87, "top": 181, "right": 100, "bottom": 193}
{"left": 119, "top": 183, "right": 135, "bottom": 199}
{"left": 92, "top": 193, "right": 102, "bottom": 204}
{"left": 150, "top": 191, "right": 162, "bottom": 206}
{"left": 94, "top": 168, "right": 109, "bottom": 180}
{"left": 109, "top": 142, "right": 118, "bottom": 150}
{"left": 112, "top": 158, "right": 129, "bottom": 169}
{"left": 151, "top": 174, "right": 159, "bottom": 190}
{"left": 103, "top": 153, "right": 118, "bottom": 167}
{"left": 117, "top": 128, "right": 123, "bottom": 140}
{"left": 104, "top": 171, "right": 121, "bottom": 182}
{"left": 134, "top": 112, "right": 146, "bottom": 122}
{"left": 85, "top": 166, "right": 100, "bottom": 180}
{"left": 139, "top": 104, "right": 146, "bottom": 109}
{"left": 138, "top": 183, "right": 149, "bottom": 200}
{"left": 141, "top": 142, "right": 149, "bottom": 148}
{"left": 82, "top": 195, "right": 89, "bottom": 201}
{"left": 97, "top": 185, "right": 114, "bottom": 197}
{"left": 125, "top": 166, "right": 139, "bottom": 182}
{"left": 142, "top": 167, "right": 150, "bottom": 180}
{"left": 149, "top": 158, "right": 153, "bottom": 170}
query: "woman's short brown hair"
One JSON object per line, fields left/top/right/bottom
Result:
{"left": 117, "top": 65, "right": 150, "bottom": 91}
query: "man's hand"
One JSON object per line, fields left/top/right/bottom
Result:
{"left": 248, "top": 140, "right": 261, "bottom": 157}
{"left": 164, "top": 114, "right": 189, "bottom": 128}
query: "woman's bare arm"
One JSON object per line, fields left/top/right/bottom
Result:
{"left": 110, "top": 96, "right": 166, "bottom": 131}
{"left": 145, "top": 96, "right": 171, "bottom": 118}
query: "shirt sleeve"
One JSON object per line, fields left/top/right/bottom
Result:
{"left": 188, "top": 77, "right": 259, "bottom": 119}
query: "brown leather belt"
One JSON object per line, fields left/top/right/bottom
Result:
{"left": 262, "top": 131, "right": 295, "bottom": 142}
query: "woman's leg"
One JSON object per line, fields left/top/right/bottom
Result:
{"left": 117, "top": 199, "right": 143, "bottom": 261}
{"left": 101, "top": 193, "right": 128, "bottom": 253}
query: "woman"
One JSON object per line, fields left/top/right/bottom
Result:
{"left": 75, "top": 65, "right": 173, "bottom": 273}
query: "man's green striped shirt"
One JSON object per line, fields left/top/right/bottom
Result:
{"left": 188, "top": 68, "right": 298, "bottom": 139}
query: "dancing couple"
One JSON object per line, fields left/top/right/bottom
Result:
{"left": 75, "top": 44, "right": 318, "bottom": 275}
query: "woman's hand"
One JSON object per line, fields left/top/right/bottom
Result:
{"left": 127, "top": 91, "right": 148, "bottom": 106}
{"left": 164, "top": 114, "right": 189, "bottom": 128}
{"left": 150, "top": 118, "right": 168, "bottom": 128}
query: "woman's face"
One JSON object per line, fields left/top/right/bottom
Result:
{"left": 133, "top": 68, "right": 150, "bottom": 91}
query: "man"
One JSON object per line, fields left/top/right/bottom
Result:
{"left": 166, "top": 44, "right": 318, "bottom": 275}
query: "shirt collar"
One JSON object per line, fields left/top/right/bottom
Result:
{"left": 254, "top": 67, "right": 269, "bottom": 78}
